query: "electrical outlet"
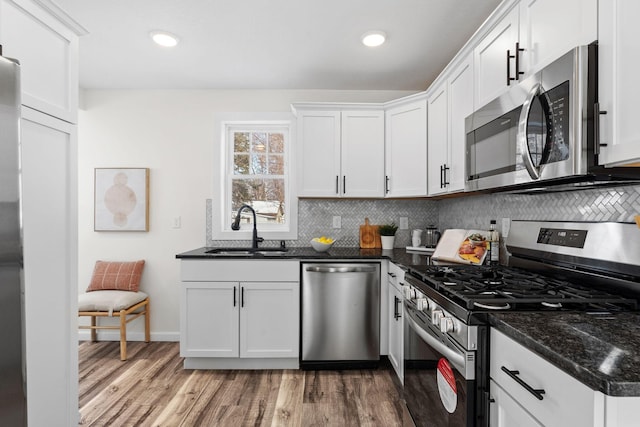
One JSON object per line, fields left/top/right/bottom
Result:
{"left": 399, "top": 217, "right": 409, "bottom": 230}
{"left": 172, "top": 216, "right": 182, "bottom": 229}
{"left": 332, "top": 215, "right": 341, "bottom": 229}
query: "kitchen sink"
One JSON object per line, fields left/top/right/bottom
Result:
{"left": 205, "top": 247, "right": 289, "bottom": 257}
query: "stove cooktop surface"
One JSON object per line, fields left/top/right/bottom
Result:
{"left": 408, "top": 264, "right": 638, "bottom": 312}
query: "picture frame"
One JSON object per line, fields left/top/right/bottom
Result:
{"left": 94, "top": 168, "right": 150, "bottom": 231}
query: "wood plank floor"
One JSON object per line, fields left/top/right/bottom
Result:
{"left": 78, "top": 341, "right": 404, "bottom": 426}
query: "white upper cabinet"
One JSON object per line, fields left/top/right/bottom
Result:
{"left": 428, "top": 54, "right": 473, "bottom": 196}
{"left": 341, "top": 110, "right": 385, "bottom": 197}
{"left": 474, "top": 0, "right": 597, "bottom": 110}
{"left": 384, "top": 95, "right": 427, "bottom": 197}
{"left": 295, "top": 110, "right": 341, "bottom": 197}
{"left": 474, "top": 4, "right": 520, "bottom": 109}
{"left": 294, "top": 105, "right": 385, "bottom": 198}
{"left": 519, "top": 0, "right": 597, "bottom": 76}
{"left": 0, "top": 0, "right": 83, "bottom": 123}
{"left": 597, "top": 0, "right": 640, "bottom": 166}
{"left": 427, "top": 84, "right": 448, "bottom": 195}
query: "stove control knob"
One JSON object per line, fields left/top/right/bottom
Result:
{"left": 404, "top": 286, "right": 415, "bottom": 299}
{"left": 431, "top": 310, "right": 444, "bottom": 326}
{"left": 440, "top": 317, "right": 455, "bottom": 333}
{"left": 416, "top": 298, "right": 428, "bottom": 311}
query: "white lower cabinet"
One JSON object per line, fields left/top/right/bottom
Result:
{"left": 489, "top": 328, "right": 601, "bottom": 427}
{"left": 387, "top": 262, "right": 404, "bottom": 383}
{"left": 240, "top": 282, "right": 299, "bottom": 358}
{"left": 180, "top": 260, "right": 299, "bottom": 368}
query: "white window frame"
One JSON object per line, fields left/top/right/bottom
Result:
{"left": 212, "top": 112, "right": 297, "bottom": 241}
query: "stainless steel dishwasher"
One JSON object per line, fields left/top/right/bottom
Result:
{"left": 301, "top": 262, "right": 380, "bottom": 369}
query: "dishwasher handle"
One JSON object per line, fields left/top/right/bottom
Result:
{"left": 305, "top": 265, "right": 377, "bottom": 273}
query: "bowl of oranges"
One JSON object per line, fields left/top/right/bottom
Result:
{"left": 311, "top": 236, "right": 335, "bottom": 252}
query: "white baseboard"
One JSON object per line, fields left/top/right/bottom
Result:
{"left": 78, "top": 330, "right": 179, "bottom": 342}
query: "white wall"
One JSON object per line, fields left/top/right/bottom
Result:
{"left": 77, "top": 89, "right": 416, "bottom": 340}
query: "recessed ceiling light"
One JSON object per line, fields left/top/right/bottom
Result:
{"left": 150, "top": 30, "right": 179, "bottom": 47}
{"left": 361, "top": 31, "right": 386, "bottom": 47}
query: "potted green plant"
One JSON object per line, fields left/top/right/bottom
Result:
{"left": 379, "top": 222, "right": 398, "bottom": 250}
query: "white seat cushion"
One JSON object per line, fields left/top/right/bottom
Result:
{"left": 79, "top": 290, "right": 148, "bottom": 316}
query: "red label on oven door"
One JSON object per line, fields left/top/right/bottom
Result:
{"left": 437, "top": 358, "right": 458, "bottom": 413}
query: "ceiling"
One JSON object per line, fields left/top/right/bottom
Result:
{"left": 55, "top": 0, "right": 502, "bottom": 91}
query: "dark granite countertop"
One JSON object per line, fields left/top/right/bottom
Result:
{"left": 176, "top": 246, "right": 433, "bottom": 267}
{"left": 489, "top": 312, "right": 640, "bottom": 396}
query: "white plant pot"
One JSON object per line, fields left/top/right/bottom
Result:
{"left": 381, "top": 235, "right": 395, "bottom": 250}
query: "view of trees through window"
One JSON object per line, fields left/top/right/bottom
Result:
{"left": 231, "top": 129, "right": 286, "bottom": 225}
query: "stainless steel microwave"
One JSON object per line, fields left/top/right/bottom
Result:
{"left": 465, "top": 45, "right": 594, "bottom": 192}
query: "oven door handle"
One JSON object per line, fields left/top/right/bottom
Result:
{"left": 405, "top": 308, "right": 466, "bottom": 375}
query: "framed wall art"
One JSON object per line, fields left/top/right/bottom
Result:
{"left": 94, "top": 168, "right": 150, "bottom": 231}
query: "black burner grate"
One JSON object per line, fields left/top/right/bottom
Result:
{"left": 408, "top": 265, "right": 638, "bottom": 312}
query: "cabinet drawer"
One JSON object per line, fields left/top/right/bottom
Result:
{"left": 490, "top": 328, "right": 599, "bottom": 427}
{"left": 181, "top": 260, "right": 300, "bottom": 282}
{"left": 387, "top": 262, "right": 405, "bottom": 291}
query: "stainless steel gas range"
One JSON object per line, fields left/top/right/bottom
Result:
{"left": 402, "top": 220, "right": 639, "bottom": 427}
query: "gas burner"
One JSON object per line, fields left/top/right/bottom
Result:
{"left": 473, "top": 301, "right": 512, "bottom": 310}
{"left": 542, "top": 301, "right": 563, "bottom": 308}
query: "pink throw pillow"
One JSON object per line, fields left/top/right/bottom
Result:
{"left": 87, "top": 260, "right": 145, "bottom": 292}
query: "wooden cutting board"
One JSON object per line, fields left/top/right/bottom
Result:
{"left": 359, "top": 218, "right": 381, "bottom": 248}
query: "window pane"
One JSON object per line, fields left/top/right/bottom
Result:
{"left": 252, "top": 132, "right": 267, "bottom": 152}
{"left": 230, "top": 178, "right": 286, "bottom": 224}
{"left": 234, "top": 132, "right": 250, "bottom": 153}
{"left": 251, "top": 154, "right": 267, "bottom": 174}
{"left": 233, "top": 154, "right": 250, "bottom": 174}
{"left": 269, "top": 133, "right": 284, "bottom": 153}
{"left": 268, "top": 154, "right": 284, "bottom": 174}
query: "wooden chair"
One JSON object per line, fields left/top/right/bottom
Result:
{"left": 78, "top": 260, "right": 150, "bottom": 360}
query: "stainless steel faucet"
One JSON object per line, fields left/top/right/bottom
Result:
{"left": 231, "top": 204, "right": 264, "bottom": 249}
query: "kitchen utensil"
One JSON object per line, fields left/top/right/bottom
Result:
{"left": 411, "top": 229, "right": 422, "bottom": 247}
{"left": 359, "top": 218, "right": 381, "bottom": 248}
{"left": 424, "top": 225, "right": 441, "bottom": 248}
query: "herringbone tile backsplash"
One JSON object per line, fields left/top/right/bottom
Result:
{"left": 207, "top": 184, "right": 640, "bottom": 248}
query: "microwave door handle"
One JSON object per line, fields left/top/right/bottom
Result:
{"left": 518, "top": 83, "right": 542, "bottom": 180}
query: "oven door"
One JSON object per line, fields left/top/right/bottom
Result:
{"left": 403, "top": 301, "right": 485, "bottom": 427}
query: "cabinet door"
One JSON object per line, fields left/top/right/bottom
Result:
{"left": 489, "top": 380, "right": 543, "bottom": 427}
{"left": 180, "top": 282, "right": 239, "bottom": 358}
{"left": 240, "top": 282, "right": 299, "bottom": 358}
{"left": 447, "top": 55, "right": 474, "bottom": 193}
{"left": 598, "top": 0, "right": 640, "bottom": 166}
{"left": 296, "top": 110, "right": 341, "bottom": 196}
{"left": 20, "top": 107, "right": 78, "bottom": 426}
{"left": 427, "top": 84, "right": 448, "bottom": 195}
{"left": 490, "top": 328, "right": 599, "bottom": 427}
{"left": 387, "top": 282, "right": 404, "bottom": 384}
{"left": 385, "top": 99, "right": 427, "bottom": 197}
{"left": 341, "top": 110, "right": 385, "bottom": 197}
{"left": 519, "top": 0, "right": 597, "bottom": 75}
{"left": 0, "top": 0, "right": 79, "bottom": 123}
{"left": 474, "top": 5, "right": 520, "bottom": 109}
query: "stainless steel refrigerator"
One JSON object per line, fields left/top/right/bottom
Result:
{"left": 0, "top": 48, "right": 26, "bottom": 425}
